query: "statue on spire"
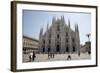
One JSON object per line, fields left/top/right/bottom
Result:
{"left": 61, "top": 15, "right": 65, "bottom": 24}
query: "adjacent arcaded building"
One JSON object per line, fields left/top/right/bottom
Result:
{"left": 39, "top": 16, "right": 80, "bottom": 54}
{"left": 23, "top": 36, "right": 39, "bottom": 53}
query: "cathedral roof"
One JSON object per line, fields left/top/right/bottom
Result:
{"left": 23, "top": 35, "right": 39, "bottom": 42}
{"left": 40, "top": 16, "right": 79, "bottom": 38}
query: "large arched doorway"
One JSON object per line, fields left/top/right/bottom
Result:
{"left": 48, "top": 47, "right": 50, "bottom": 52}
{"left": 56, "top": 45, "right": 60, "bottom": 52}
{"left": 43, "top": 47, "right": 45, "bottom": 53}
{"left": 72, "top": 46, "right": 75, "bottom": 52}
{"left": 66, "top": 46, "right": 69, "bottom": 52}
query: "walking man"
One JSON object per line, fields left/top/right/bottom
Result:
{"left": 32, "top": 51, "right": 36, "bottom": 61}
{"left": 67, "top": 54, "right": 71, "bottom": 60}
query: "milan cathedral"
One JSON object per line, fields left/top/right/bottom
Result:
{"left": 39, "top": 16, "right": 80, "bottom": 54}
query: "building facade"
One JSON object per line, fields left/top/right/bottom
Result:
{"left": 39, "top": 16, "right": 80, "bottom": 54}
{"left": 80, "top": 41, "right": 91, "bottom": 53}
{"left": 23, "top": 36, "right": 39, "bottom": 53}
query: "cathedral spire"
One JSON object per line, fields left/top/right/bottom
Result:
{"left": 67, "top": 19, "right": 72, "bottom": 53}
{"left": 52, "top": 16, "right": 56, "bottom": 24}
{"left": 61, "top": 15, "right": 65, "bottom": 24}
{"left": 39, "top": 27, "right": 43, "bottom": 37}
{"left": 47, "top": 22, "right": 49, "bottom": 30}
{"left": 75, "top": 23, "right": 79, "bottom": 32}
{"left": 68, "top": 19, "right": 71, "bottom": 28}
{"left": 76, "top": 24, "right": 79, "bottom": 32}
{"left": 75, "top": 24, "right": 77, "bottom": 32}
{"left": 75, "top": 23, "right": 80, "bottom": 53}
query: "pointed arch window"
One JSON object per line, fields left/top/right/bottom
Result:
{"left": 66, "top": 46, "right": 69, "bottom": 52}
{"left": 57, "top": 34, "right": 59, "bottom": 38}
{"left": 56, "top": 45, "right": 60, "bottom": 52}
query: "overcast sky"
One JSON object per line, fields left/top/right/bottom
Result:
{"left": 23, "top": 10, "right": 91, "bottom": 45}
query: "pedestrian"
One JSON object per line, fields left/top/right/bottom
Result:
{"left": 53, "top": 53, "right": 54, "bottom": 58}
{"left": 67, "top": 54, "right": 71, "bottom": 60}
{"left": 32, "top": 51, "right": 36, "bottom": 61}
{"left": 48, "top": 52, "right": 50, "bottom": 59}
{"left": 50, "top": 53, "right": 52, "bottom": 58}
{"left": 78, "top": 52, "right": 80, "bottom": 56}
{"left": 88, "top": 51, "right": 91, "bottom": 55}
{"left": 29, "top": 52, "right": 33, "bottom": 62}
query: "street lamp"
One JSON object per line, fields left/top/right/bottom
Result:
{"left": 86, "top": 33, "right": 91, "bottom": 42}
{"left": 86, "top": 33, "right": 91, "bottom": 54}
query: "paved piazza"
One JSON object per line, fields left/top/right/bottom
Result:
{"left": 23, "top": 52, "right": 91, "bottom": 62}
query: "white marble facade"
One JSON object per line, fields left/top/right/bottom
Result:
{"left": 39, "top": 16, "right": 80, "bottom": 54}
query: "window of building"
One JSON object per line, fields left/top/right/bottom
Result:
{"left": 57, "top": 34, "right": 59, "bottom": 38}
{"left": 23, "top": 42, "right": 25, "bottom": 45}
{"left": 28, "top": 42, "right": 30, "bottom": 46}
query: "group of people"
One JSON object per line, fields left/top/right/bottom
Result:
{"left": 48, "top": 52, "right": 55, "bottom": 59}
{"left": 29, "top": 51, "right": 36, "bottom": 62}
{"left": 48, "top": 52, "right": 72, "bottom": 60}
{"left": 67, "top": 52, "right": 81, "bottom": 60}
{"left": 28, "top": 51, "right": 91, "bottom": 62}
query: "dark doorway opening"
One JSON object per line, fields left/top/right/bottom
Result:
{"left": 48, "top": 47, "right": 50, "bottom": 52}
{"left": 66, "top": 46, "right": 69, "bottom": 52}
{"left": 56, "top": 45, "right": 60, "bottom": 52}
{"left": 43, "top": 47, "right": 45, "bottom": 52}
{"left": 73, "top": 46, "right": 75, "bottom": 52}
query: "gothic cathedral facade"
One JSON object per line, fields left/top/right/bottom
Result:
{"left": 39, "top": 16, "right": 80, "bottom": 54}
